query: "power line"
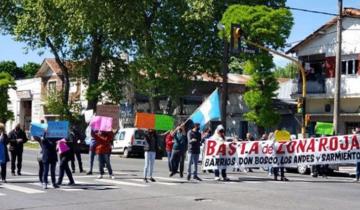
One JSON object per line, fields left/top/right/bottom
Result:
{"left": 274, "top": 6, "right": 338, "bottom": 16}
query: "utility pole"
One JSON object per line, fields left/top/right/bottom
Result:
{"left": 221, "top": 33, "right": 229, "bottom": 131}
{"left": 333, "top": 0, "right": 343, "bottom": 135}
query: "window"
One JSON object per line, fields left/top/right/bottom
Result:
{"left": 118, "top": 132, "right": 125, "bottom": 140}
{"left": 341, "top": 60, "right": 358, "bottom": 75}
{"left": 135, "top": 130, "right": 145, "bottom": 139}
{"left": 48, "top": 81, "right": 57, "bottom": 93}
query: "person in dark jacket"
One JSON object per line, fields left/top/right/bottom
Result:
{"left": 170, "top": 125, "right": 187, "bottom": 178}
{"left": 8, "top": 124, "right": 28, "bottom": 176}
{"left": 69, "top": 126, "right": 84, "bottom": 173}
{"left": 187, "top": 123, "right": 202, "bottom": 181}
{"left": 56, "top": 139, "right": 75, "bottom": 186}
{"left": 143, "top": 129, "right": 158, "bottom": 182}
{"left": 40, "top": 133, "right": 59, "bottom": 189}
{"left": 0, "top": 123, "right": 9, "bottom": 183}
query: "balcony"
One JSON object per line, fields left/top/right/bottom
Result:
{"left": 292, "top": 78, "right": 326, "bottom": 95}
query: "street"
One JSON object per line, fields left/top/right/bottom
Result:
{"left": 0, "top": 149, "right": 358, "bottom": 210}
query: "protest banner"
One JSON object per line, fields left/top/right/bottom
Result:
{"left": 30, "top": 122, "right": 48, "bottom": 137}
{"left": 90, "top": 116, "right": 113, "bottom": 132}
{"left": 134, "top": 112, "right": 174, "bottom": 131}
{"left": 96, "top": 105, "right": 120, "bottom": 129}
{"left": 47, "top": 121, "right": 69, "bottom": 138}
{"left": 202, "top": 134, "right": 360, "bottom": 170}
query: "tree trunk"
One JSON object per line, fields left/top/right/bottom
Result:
{"left": 149, "top": 97, "right": 160, "bottom": 113}
{"left": 46, "top": 37, "right": 70, "bottom": 116}
{"left": 86, "top": 35, "right": 103, "bottom": 111}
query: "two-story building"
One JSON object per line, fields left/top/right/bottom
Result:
{"left": 287, "top": 8, "right": 360, "bottom": 135}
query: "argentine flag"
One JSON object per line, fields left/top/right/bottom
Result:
{"left": 190, "top": 89, "right": 221, "bottom": 128}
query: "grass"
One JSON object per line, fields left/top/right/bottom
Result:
{"left": 24, "top": 141, "right": 40, "bottom": 150}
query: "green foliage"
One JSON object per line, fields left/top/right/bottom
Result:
{"left": 0, "top": 61, "right": 25, "bottom": 79}
{"left": 22, "top": 62, "right": 40, "bottom": 78}
{"left": 44, "top": 90, "right": 82, "bottom": 123}
{"left": 220, "top": 4, "right": 293, "bottom": 128}
{"left": 0, "top": 71, "right": 16, "bottom": 123}
{"left": 274, "top": 62, "right": 297, "bottom": 78}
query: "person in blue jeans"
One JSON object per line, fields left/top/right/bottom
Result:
{"left": 187, "top": 123, "right": 202, "bottom": 181}
{"left": 143, "top": 129, "right": 158, "bottom": 183}
{"left": 86, "top": 131, "right": 96, "bottom": 175}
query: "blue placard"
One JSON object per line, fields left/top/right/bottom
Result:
{"left": 30, "top": 123, "right": 48, "bottom": 137}
{"left": 47, "top": 121, "right": 69, "bottom": 138}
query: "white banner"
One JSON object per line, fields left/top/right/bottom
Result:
{"left": 202, "top": 134, "right": 360, "bottom": 170}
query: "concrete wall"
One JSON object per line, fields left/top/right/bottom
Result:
{"left": 6, "top": 78, "right": 43, "bottom": 132}
{"left": 297, "top": 17, "right": 360, "bottom": 57}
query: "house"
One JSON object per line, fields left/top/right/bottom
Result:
{"left": 287, "top": 7, "right": 360, "bottom": 135}
{"left": 6, "top": 58, "right": 86, "bottom": 131}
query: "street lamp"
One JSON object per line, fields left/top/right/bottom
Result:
{"left": 217, "top": 23, "right": 229, "bottom": 131}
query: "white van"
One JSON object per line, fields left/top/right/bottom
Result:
{"left": 112, "top": 128, "right": 147, "bottom": 158}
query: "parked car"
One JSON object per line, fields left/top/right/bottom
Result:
{"left": 112, "top": 128, "right": 164, "bottom": 159}
{"left": 112, "top": 128, "right": 147, "bottom": 158}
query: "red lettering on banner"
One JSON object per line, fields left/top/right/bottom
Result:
{"left": 329, "top": 136, "right": 338, "bottom": 151}
{"left": 206, "top": 140, "right": 217, "bottom": 155}
{"left": 318, "top": 137, "right": 328, "bottom": 152}
{"left": 229, "top": 143, "right": 236, "bottom": 156}
{"left": 216, "top": 144, "right": 226, "bottom": 156}
{"left": 306, "top": 139, "right": 315, "bottom": 153}
{"left": 296, "top": 140, "right": 306, "bottom": 153}
{"left": 340, "top": 136, "right": 349, "bottom": 150}
{"left": 248, "top": 142, "right": 259, "bottom": 154}
{"left": 276, "top": 142, "right": 285, "bottom": 154}
{"left": 262, "top": 144, "right": 273, "bottom": 154}
{"left": 286, "top": 141, "right": 296, "bottom": 154}
{"left": 239, "top": 143, "right": 246, "bottom": 154}
{"left": 351, "top": 135, "right": 360, "bottom": 150}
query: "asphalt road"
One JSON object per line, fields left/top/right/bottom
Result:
{"left": 0, "top": 149, "right": 359, "bottom": 210}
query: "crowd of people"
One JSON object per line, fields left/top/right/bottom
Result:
{"left": 0, "top": 121, "right": 360, "bottom": 190}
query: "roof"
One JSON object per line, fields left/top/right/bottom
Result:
{"left": 195, "top": 73, "right": 250, "bottom": 85}
{"left": 286, "top": 8, "right": 360, "bottom": 54}
{"left": 35, "top": 58, "right": 80, "bottom": 78}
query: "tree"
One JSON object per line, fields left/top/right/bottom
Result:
{"left": 3, "top": 0, "right": 133, "bottom": 113}
{"left": 274, "top": 62, "right": 297, "bottom": 78}
{"left": 220, "top": 4, "right": 293, "bottom": 129}
{"left": 22, "top": 62, "right": 40, "bottom": 78}
{"left": 0, "top": 61, "right": 25, "bottom": 79}
{"left": 0, "top": 72, "right": 16, "bottom": 123}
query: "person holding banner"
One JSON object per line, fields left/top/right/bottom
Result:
{"left": 273, "top": 129, "right": 289, "bottom": 182}
{"left": 0, "top": 123, "right": 9, "bottom": 183}
{"left": 8, "top": 124, "right": 28, "bottom": 176}
{"left": 187, "top": 123, "right": 202, "bottom": 181}
{"left": 143, "top": 129, "right": 159, "bottom": 183}
{"left": 93, "top": 131, "right": 114, "bottom": 179}
{"left": 56, "top": 139, "right": 75, "bottom": 186}
{"left": 170, "top": 125, "right": 188, "bottom": 178}
{"left": 69, "top": 125, "right": 84, "bottom": 173}
{"left": 40, "top": 134, "right": 59, "bottom": 189}
{"left": 212, "top": 125, "right": 230, "bottom": 181}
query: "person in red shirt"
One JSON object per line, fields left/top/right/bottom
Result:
{"left": 165, "top": 131, "right": 174, "bottom": 173}
{"left": 93, "top": 131, "right": 114, "bottom": 179}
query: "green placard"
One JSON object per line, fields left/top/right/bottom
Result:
{"left": 315, "top": 122, "right": 334, "bottom": 136}
{"left": 155, "top": 114, "right": 174, "bottom": 131}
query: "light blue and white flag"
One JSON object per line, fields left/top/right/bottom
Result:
{"left": 189, "top": 88, "right": 221, "bottom": 128}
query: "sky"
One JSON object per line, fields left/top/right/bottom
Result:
{"left": 0, "top": 0, "right": 359, "bottom": 67}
